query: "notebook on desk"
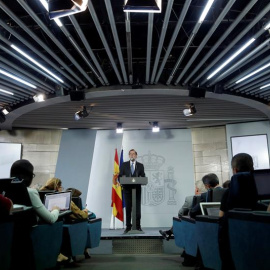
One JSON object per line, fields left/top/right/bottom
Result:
{"left": 44, "top": 191, "right": 72, "bottom": 217}
{"left": 200, "top": 202, "right": 221, "bottom": 217}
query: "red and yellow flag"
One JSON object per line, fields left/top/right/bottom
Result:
{"left": 111, "top": 148, "right": 123, "bottom": 221}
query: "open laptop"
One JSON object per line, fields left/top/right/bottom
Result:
{"left": 200, "top": 202, "right": 221, "bottom": 217}
{"left": 252, "top": 169, "right": 270, "bottom": 200}
{"left": 44, "top": 191, "right": 72, "bottom": 217}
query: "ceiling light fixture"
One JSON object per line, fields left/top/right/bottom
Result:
{"left": 264, "top": 21, "right": 270, "bottom": 30}
{"left": 0, "top": 68, "right": 36, "bottom": 89}
{"left": 116, "top": 123, "right": 123, "bottom": 133}
{"left": 207, "top": 38, "right": 256, "bottom": 80}
{"left": 236, "top": 62, "right": 270, "bottom": 84}
{"left": 123, "top": 0, "right": 162, "bottom": 13}
{"left": 40, "top": 0, "right": 63, "bottom": 26}
{"left": 198, "top": 0, "right": 215, "bottom": 24}
{"left": 74, "top": 106, "right": 89, "bottom": 120}
{"left": 151, "top": 121, "right": 160, "bottom": 132}
{"left": 48, "top": 0, "right": 88, "bottom": 20}
{"left": 0, "top": 89, "right": 14, "bottom": 95}
{"left": 39, "top": 0, "right": 49, "bottom": 10}
{"left": 11, "top": 44, "right": 64, "bottom": 83}
{"left": 183, "top": 103, "right": 196, "bottom": 116}
{"left": 260, "top": 83, "right": 270, "bottom": 89}
{"left": 33, "top": 93, "right": 45, "bottom": 102}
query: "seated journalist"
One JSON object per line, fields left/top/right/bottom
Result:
{"left": 10, "top": 159, "right": 60, "bottom": 270}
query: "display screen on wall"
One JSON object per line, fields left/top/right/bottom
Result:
{"left": 231, "top": 134, "right": 269, "bottom": 169}
{"left": 0, "top": 143, "right": 22, "bottom": 178}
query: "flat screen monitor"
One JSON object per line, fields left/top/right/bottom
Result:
{"left": 252, "top": 169, "right": 270, "bottom": 200}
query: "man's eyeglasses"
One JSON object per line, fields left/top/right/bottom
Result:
{"left": 32, "top": 173, "right": 35, "bottom": 178}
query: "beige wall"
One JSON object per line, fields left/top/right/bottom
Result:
{"left": 0, "top": 127, "right": 229, "bottom": 191}
{"left": 0, "top": 129, "right": 62, "bottom": 188}
{"left": 191, "top": 126, "right": 230, "bottom": 192}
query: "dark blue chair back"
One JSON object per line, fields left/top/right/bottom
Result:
{"left": 0, "top": 221, "right": 14, "bottom": 270}
{"left": 228, "top": 172, "right": 258, "bottom": 211}
{"left": 196, "top": 215, "right": 221, "bottom": 270}
{"left": 228, "top": 210, "right": 270, "bottom": 270}
{"left": 85, "top": 218, "right": 102, "bottom": 249}
{"left": 72, "top": 197, "right": 83, "bottom": 210}
{"left": 173, "top": 217, "right": 185, "bottom": 248}
{"left": 181, "top": 216, "right": 197, "bottom": 257}
{"left": 62, "top": 221, "right": 88, "bottom": 256}
{"left": 31, "top": 221, "right": 63, "bottom": 270}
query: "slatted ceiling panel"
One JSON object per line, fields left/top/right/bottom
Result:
{"left": 11, "top": 93, "right": 267, "bottom": 130}
{"left": 1, "top": 1, "right": 270, "bottom": 129}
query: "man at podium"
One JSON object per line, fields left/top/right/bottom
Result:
{"left": 119, "top": 149, "right": 145, "bottom": 233}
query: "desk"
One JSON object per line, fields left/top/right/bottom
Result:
{"left": 12, "top": 204, "right": 32, "bottom": 213}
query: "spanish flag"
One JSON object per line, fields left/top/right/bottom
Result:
{"left": 111, "top": 148, "right": 123, "bottom": 221}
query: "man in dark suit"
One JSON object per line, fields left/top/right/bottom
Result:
{"left": 119, "top": 149, "right": 145, "bottom": 233}
{"left": 218, "top": 153, "right": 255, "bottom": 270}
{"left": 189, "top": 173, "right": 221, "bottom": 218}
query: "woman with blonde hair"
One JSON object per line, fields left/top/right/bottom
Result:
{"left": 40, "top": 177, "right": 91, "bottom": 260}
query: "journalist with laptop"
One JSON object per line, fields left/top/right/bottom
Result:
{"left": 10, "top": 159, "right": 60, "bottom": 224}
{"left": 9, "top": 159, "right": 61, "bottom": 270}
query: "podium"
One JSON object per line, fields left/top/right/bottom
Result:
{"left": 120, "top": 177, "right": 148, "bottom": 234}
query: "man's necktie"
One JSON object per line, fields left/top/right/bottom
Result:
{"left": 131, "top": 162, "right": 134, "bottom": 175}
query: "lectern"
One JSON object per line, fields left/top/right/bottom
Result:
{"left": 120, "top": 177, "right": 148, "bottom": 234}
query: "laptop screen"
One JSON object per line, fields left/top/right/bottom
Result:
{"left": 200, "top": 202, "right": 221, "bottom": 216}
{"left": 44, "top": 191, "right": 71, "bottom": 212}
{"left": 252, "top": 169, "right": 270, "bottom": 200}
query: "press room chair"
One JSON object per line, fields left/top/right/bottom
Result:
{"left": 6, "top": 180, "right": 37, "bottom": 270}
{"left": 173, "top": 217, "right": 185, "bottom": 249}
{"left": 228, "top": 172, "right": 258, "bottom": 210}
{"left": 195, "top": 215, "right": 221, "bottom": 270}
{"left": 0, "top": 221, "right": 14, "bottom": 270}
{"left": 181, "top": 216, "right": 198, "bottom": 257}
{"left": 72, "top": 196, "right": 83, "bottom": 210}
{"left": 62, "top": 220, "right": 88, "bottom": 258}
{"left": 85, "top": 218, "right": 102, "bottom": 249}
{"left": 30, "top": 221, "right": 63, "bottom": 270}
{"left": 228, "top": 210, "right": 270, "bottom": 270}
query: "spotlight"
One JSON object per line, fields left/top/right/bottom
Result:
{"left": 151, "top": 121, "right": 160, "bottom": 132}
{"left": 116, "top": 123, "right": 123, "bottom": 134}
{"left": 33, "top": 93, "right": 45, "bottom": 102}
{"left": 1, "top": 107, "right": 11, "bottom": 115}
{"left": 183, "top": 103, "right": 196, "bottom": 116}
{"left": 74, "top": 106, "right": 89, "bottom": 120}
{"left": 48, "top": 0, "right": 88, "bottom": 20}
{"left": 123, "top": 0, "right": 162, "bottom": 13}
